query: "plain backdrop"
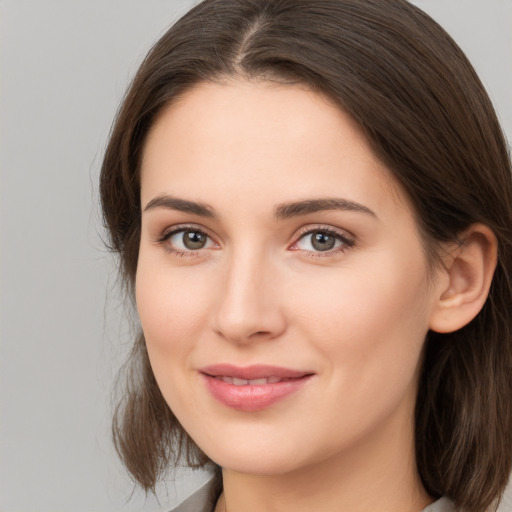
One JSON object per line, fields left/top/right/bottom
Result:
{"left": 0, "top": 1, "right": 511, "bottom": 511}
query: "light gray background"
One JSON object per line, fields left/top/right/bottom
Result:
{"left": 0, "top": 1, "right": 511, "bottom": 511}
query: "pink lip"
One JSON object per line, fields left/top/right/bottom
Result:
{"left": 199, "top": 364, "right": 314, "bottom": 411}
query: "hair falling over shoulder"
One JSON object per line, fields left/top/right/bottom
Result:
{"left": 100, "top": 1, "right": 512, "bottom": 510}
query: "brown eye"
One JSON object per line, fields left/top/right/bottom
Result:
{"left": 294, "top": 228, "right": 354, "bottom": 255}
{"left": 182, "top": 230, "right": 207, "bottom": 249}
{"left": 311, "top": 231, "right": 336, "bottom": 251}
{"left": 165, "top": 228, "right": 215, "bottom": 253}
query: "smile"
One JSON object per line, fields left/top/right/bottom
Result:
{"left": 218, "top": 376, "right": 293, "bottom": 385}
{"left": 199, "top": 364, "right": 314, "bottom": 411}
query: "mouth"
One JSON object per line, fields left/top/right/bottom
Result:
{"left": 199, "top": 364, "right": 314, "bottom": 411}
{"left": 200, "top": 363, "right": 313, "bottom": 380}
{"left": 213, "top": 375, "right": 293, "bottom": 385}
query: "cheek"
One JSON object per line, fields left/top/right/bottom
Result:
{"left": 135, "top": 258, "right": 211, "bottom": 359}
{"left": 135, "top": 259, "right": 216, "bottom": 420}
{"left": 288, "top": 251, "right": 432, "bottom": 388}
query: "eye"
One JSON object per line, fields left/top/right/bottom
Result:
{"left": 292, "top": 228, "right": 354, "bottom": 255}
{"left": 159, "top": 227, "right": 216, "bottom": 254}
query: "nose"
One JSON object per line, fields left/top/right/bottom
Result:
{"left": 212, "top": 249, "right": 287, "bottom": 344}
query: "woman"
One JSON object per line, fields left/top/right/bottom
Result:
{"left": 100, "top": 1, "right": 512, "bottom": 511}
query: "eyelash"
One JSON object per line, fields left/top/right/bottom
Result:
{"left": 156, "top": 224, "right": 215, "bottom": 258}
{"left": 156, "top": 224, "right": 355, "bottom": 258}
{"left": 291, "top": 225, "right": 355, "bottom": 258}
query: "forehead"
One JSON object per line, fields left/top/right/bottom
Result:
{"left": 140, "top": 79, "right": 411, "bottom": 218}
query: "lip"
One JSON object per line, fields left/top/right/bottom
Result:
{"left": 199, "top": 364, "right": 314, "bottom": 411}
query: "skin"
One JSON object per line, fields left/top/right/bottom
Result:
{"left": 136, "top": 79, "right": 448, "bottom": 512}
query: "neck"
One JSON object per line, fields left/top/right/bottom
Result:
{"left": 216, "top": 409, "right": 432, "bottom": 512}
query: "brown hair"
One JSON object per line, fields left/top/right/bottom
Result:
{"left": 100, "top": 1, "right": 512, "bottom": 510}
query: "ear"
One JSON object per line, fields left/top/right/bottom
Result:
{"left": 429, "top": 223, "right": 497, "bottom": 333}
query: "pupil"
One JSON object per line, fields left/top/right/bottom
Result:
{"left": 183, "top": 230, "right": 206, "bottom": 250}
{"left": 312, "top": 232, "right": 335, "bottom": 251}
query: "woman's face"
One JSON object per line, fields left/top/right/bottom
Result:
{"left": 137, "top": 80, "right": 442, "bottom": 476}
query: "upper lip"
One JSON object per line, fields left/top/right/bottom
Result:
{"left": 199, "top": 364, "right": 313, "bottom": 380}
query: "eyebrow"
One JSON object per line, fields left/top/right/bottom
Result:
{"left": 274, "top": 198, "right": 377, "bottom": 220}
{"left": 143, "top": 195, "right": 216, "bottom": 218}
{"left": 143, "top": 195, "right": 376, "bottom": 221}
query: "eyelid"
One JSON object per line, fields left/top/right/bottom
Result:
{"left": 156, "top": 223, "right": 211, "bottom": 241}
{"left": 294, "top": 223, "right": 355, "bottom": 240}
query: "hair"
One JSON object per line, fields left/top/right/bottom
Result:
{"left": 100, "top": 1, "right": 512, "bottom": 510}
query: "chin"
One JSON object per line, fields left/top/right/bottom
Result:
{"left": 210, "top": 450, "right": 303, "bottom": 476}
{"left": 191, "top": 427, "right": 330, "bottom": 477}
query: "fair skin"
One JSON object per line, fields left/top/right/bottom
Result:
{"left": 136, "top": 79, "right": 496, "bottom": 512}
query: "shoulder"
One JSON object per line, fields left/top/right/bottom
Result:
{"left": 422, "top": 492, "right": 512, "bottom": 512}
{"left": 172, "top": 482, "right": 457, "bottom": 512}
{"left": 422, "top": 498, "right": 455, "bottom": 512}
{"left": 170, "top": 478, "right": 218, "bottom": 512}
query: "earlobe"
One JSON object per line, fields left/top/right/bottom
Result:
{"left": 429, "top": 224, "right": 497, "bottom": 334}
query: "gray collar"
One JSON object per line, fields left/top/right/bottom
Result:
{"left": 170, "top": 479, "right": 456, "bottom": 512}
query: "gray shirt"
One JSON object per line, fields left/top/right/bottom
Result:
{"left": 170, "top": 479, "right": 456, "bottom": 512}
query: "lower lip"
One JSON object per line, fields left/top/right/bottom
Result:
{"left": 201, "top": 374, "right": 312, "bottom": 411}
